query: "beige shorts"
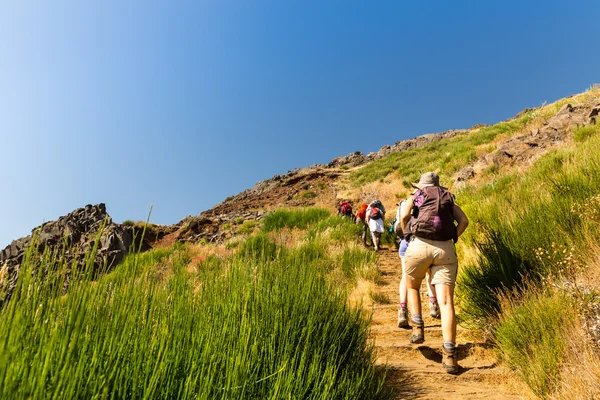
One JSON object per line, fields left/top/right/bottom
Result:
{"left": 404, "top": 236, "right": 458, "bottom": 286}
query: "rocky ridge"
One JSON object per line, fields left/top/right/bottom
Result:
{"left": 0, "top": 204, "right": 134, "bottom": 305}
{"left": 455, "top": 101, "right": 600, "bottom": 184}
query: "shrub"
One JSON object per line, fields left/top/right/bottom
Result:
{"left": 122, "top": 219, "right": 135, "bottom": 226}
{"left": 495, "top": 288, "right": 575, "bottom": 397}
{"left": 237, "top": 220, "right": 257, "bottom": 235}
{"left": 300, "top": 190, "right": 317, "bottom": 199}
{"left": 237, "top": 233, "right": 280, "bottom": 262}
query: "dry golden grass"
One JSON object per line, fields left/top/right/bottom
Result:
{"left": 348, "top": 277, "right": 375, "bottom": 309}
{"left": 552, "top": 323, "right": 600, "bottom": 400}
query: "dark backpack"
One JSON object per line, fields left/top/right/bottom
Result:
{"left": 404, "top": 187, "right": 457, "bottom": 242}
{"left": 370, "top": 207, "right": 382, "bottom": 220}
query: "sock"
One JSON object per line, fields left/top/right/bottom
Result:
{"left": 411, "top": 314, "right": 423, "bottom": 325}
{"left": 429, "top": 296, "right": 437, "bottom": 304}
{"left": 443, "top": 341, "right": 456, "bottom": 352}
{"left": 400, "top": 302, "right": 408, "bottom": 310}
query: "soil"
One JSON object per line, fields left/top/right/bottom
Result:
{"left": 369, "top": 249, "right": 527, "bottom": 399}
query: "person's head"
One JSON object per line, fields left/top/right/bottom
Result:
{"left": 411, "top": 172, "right": 447, "bottom": 190}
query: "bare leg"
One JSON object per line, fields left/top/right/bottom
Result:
{"left": 372, "top": 232, "right": 381, "bottom": 250}
{"left": 397, "top": 256, "right": 409, "bottom": 328}
{"left": 436, "top": 284, "right": 456, "bottom": 343}
{"left": 399, "top": 257, "right": 407, "bottom": 305}
{"left": 425, "top": 271, "right": 437, "bottom": 298}
{"left": 406, "top": 277, "right": 423, "bottom": 320}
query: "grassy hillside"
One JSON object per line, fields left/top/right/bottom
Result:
{"left": 1, "top": 87, "right": 599, "bottom": 399}
{"left": 0, "top": 210, "right": 389, "bottom": 399}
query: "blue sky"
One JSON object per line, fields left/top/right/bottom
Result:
{"left": 1, "top": 0, "right": 599, "bottom": 246}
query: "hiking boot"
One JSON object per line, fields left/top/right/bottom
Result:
{"left": 410, "top": 323, "right": 424, "bottom": 344}
{"left": 397, "top": 308, "right": 409, "bottom": 328}
{"left": 442, "top": 347, "right": 459, "bottom": 374}
{"left": 429, "top": 301, "right": 440, "bottom": 319}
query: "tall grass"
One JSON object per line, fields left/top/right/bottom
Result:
{"left": 495, "top": 287, "right": 575, "bottom": 398}
{"left": 0, "top": 210, "right": 385, "bottom": 399}
{"left": 457, "top": 128, "right": 600, "bottom": 327}
{"left": 262, "top": 208, "right": 330, "bottom": 232}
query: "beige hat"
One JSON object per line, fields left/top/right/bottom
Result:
{"left": 411, "top": 172, "right": 447, "bottom": 190}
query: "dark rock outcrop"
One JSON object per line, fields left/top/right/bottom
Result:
{"left": 0, "top": 204, "right": 134, "bottom": 305}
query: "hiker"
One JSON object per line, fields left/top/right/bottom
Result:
{"left": 338, "top": 201, "right": 354, "bottom": 220}
{"left": 355, "top": 203, "right": 370, "bottom": 246}
{"left": 395, "top": 200, "right": 440, "bottom": 329}
{"left": 400, "top": 172, "right": 469, "bottom": 374}
{"left": 366, "top": 200, "right": 385, "bottom": 251}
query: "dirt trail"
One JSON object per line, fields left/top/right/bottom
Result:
{"left": 370, "top": 249, "right": 526, "bottom": 399}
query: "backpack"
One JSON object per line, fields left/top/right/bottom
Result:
{"left": 404, "top": 187, "right": 457, "bottom": 242}
{"left": 372, "top": 200, "right": 385, "bottom": 214}
{"left": 388, "top": 218, "right": 397, "bottom": 233}
{"left": 340, "top": 202, "right": 352, "bottom": 215}
{"left": 370, "top": 207, "right": 382, "bottom": 220}
{"left": 356, "top": 208, "right": 367, "bottom": 220}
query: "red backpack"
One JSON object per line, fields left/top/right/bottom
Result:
{"left": 340, "top": 202, "right": 352, "bottom": 215}
{"left": 370, "top": 207, "right": 382, "bottom": 220}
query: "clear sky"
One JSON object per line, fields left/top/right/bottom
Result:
{"left": 1, "top": 0, "right": 599, "bottom": 247}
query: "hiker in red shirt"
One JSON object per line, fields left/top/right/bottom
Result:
{"left": 355, "top": 203, "right": 369, "bottom": 246}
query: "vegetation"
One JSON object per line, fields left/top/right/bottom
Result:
{"left": 494, "top": 287, "right": 576, "bottom": 397}
{"left": 348, "top": 115, "right": 532, "bottom": 188}
{"left": 300, "top": 190, "right": 317, "bottom": 199}
{"left": 457, "top": 129, "right": 600, "bottom": 327}
{"left": 0, "top": 208, "right": 385, "bottom": 399}
{"left": 262, "top": 208, "right": 330, "bottom": 232}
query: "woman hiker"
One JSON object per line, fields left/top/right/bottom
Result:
{"left": 395, "top": 199, "right": 440, "bottom": 328}
{"left": 400, "top": 172, "right": 469, "bottom": 374}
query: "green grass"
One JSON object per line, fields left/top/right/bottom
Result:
{"left": 0, "top": 209, "right": 385, "bottom": 399}
{"left": 300, "top": 190, "right": 317, "bottom": 199}
{"left": 495, "top": 288, "right": 575, "bottom": 398}
{"left": 262, "top": 208, "right": 331, "bottom": 232}
{"left": 237, "top": 219, "right": 257, "bottom": 235}
{"left": 457, "top": 127, "right": 600, "bottom": 327}
{"left": 348, "top": 115, "right": 531, "bottom": 188}
{"left": 572, "top": 123, "right": 600, "bottom": 142}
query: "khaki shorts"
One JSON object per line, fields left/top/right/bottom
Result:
{"left": 404, "top": 236, "right": 458, "bottom": 286}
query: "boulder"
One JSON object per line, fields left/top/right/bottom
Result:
{"left": 0, "top": 204, "right": 133, "bottom": 306}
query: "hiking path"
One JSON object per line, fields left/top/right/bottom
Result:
{"left": 370, "top": 249, "right": 527, "bottom": 399}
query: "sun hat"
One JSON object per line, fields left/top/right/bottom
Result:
{"left": 411, "top": 172, "right": 447, "bottom": 190}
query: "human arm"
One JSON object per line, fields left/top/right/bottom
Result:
{"left": 453, "top": 204, "right": 469, "bottom": 238}
{"left": 400, "top": 197, "right": 414, "bottom": 233}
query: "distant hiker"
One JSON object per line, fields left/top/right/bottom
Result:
{"left": 366, "top": 201, "right": 385, "bottom": 251}
{"left": 355, "top": 203, "right": 370, "bottom": 246}
{"left": 400, "top": 172, "right": 469, "bottom": 374}
{"left": 338, "top": 201, "right": 354, "bottom": 220}
{"left": 371, "top": 199, "right": 386, "bottom": 219}
{"left": 395, "top": 200, "right": 440, "bottom": 329}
